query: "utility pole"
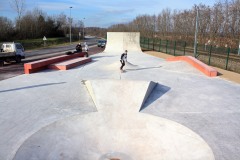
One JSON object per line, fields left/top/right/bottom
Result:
{"left": 69, "top": 7, "right": 73, "bottom": 44}
{"left": 83, "top": 18, "right": 85, "bottom": 40}
{"left": 194, "top": 7, "right": 199, "bottom": 58}
{"left": 238, "top": 0, "right": 240, "bottom": 55}
{"left": 78, "top": 20, "right": 83, "bottom": 40}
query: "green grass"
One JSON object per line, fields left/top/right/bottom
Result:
{"left": 13, "top": 37, "right": 79, "bottom": 50}
{"left": 17, "top": 37, "right": 66, "bottom": 43}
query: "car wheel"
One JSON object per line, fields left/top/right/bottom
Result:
{"left": 15, "top": 56, "right": 21, "bottom": 63}
{"left": 0, "top": 60, "right": 4, "bottom": 66}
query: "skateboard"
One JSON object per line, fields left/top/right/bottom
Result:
{"left": 120, "top": 69, "right": 126, "bottom": 73}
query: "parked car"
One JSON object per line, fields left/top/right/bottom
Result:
{"left": 97, "top": 40, "right": 106, "bottom": 48}
{"left": 0, "top": 42, "right": 25, "bottom": 66}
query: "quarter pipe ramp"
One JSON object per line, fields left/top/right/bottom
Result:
{"left": 104, "top": 32, "right": 142, "bottom": 54}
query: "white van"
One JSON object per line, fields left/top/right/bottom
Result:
{"left": 0, "top": 42, "right": 25, "bottom": 66}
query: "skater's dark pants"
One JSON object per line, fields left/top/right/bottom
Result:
{"left": 120, "top": 60, "right": 125, "bottom": 70}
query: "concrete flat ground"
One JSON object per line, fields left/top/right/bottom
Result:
{"left": 0, "top": 51, "right": 240, "bottom": 160}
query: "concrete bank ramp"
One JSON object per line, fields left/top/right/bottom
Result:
{"left": 14, "top": 80, "right": 214, "bottom": 160}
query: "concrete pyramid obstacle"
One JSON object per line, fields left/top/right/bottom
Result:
{"left": 84, "top": 79, "right": 157, "bottom": 112}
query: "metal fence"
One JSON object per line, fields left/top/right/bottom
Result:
{"left": 140, "top": 37, "right": 240, "bottom": 73}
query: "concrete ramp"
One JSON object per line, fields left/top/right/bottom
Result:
{"left": 84, "top": 79, "right": 157, "bottom": 112}
{"left": 104, "top": 32, "right": 142, "bottom": 54}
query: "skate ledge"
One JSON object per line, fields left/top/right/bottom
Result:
{"left": 166, "top": 56, "right": 218, "bottom": 77}
{"left": 24, "top": 52, "right": 85, "bottom": 74}
{"left": 48, "top": 57, "right": 91, "bottom": 70}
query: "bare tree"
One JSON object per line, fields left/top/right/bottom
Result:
{"left": 9, "top": 0, "right": 26, "bottom": 29}
{"left": 0, "top": 17, "right": 14, "bottom": 41}
{"left": 1, "top": 0, "right": 239, "bottom": 48}
{"left": 108, "top": 0, "right": 240, "bottom": 48}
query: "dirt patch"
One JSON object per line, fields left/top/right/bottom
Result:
{"left": 144, "top": 51, "right": 240, "bottom": 84}
{"left": 145, "top": 51, "right": 174, "bottom": 59}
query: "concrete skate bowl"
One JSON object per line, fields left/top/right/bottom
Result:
{"left": 13, "top": 80, "right": 214, "bottom": 160}
{"left": 104, "top": 32, "right": 142, "bottom": 54}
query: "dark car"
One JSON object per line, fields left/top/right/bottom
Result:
{"left": 97, "top": 40, "right": 106, "bottom": 48}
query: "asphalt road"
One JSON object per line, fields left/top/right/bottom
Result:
{"left": 25, "top": 38, "right": 98, "bottom": 57}
{"left": 0, "top": 43, "right": 104, "bottom": 81}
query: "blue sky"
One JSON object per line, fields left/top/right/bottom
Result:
{"left": 1, "top": 0, "right": 216, "bottom": 28}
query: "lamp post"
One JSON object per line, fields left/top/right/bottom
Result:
{"left": 78, "top": 20, "right": 81, "bottom": 41}
{"left": 238, "top": 0, "right": 240, "bottom": 55}
{"left": 194, "top": 7, "right": 199, "bottom": 58}
{"left": 69, "top": 7, "right": 73, "bottom": 44}
{"left": 82, "top": 18, "right": 85, "bottom": 40}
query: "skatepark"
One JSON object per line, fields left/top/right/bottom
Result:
{"left": 0, "top": 32, "right": 240, "bottom": 160}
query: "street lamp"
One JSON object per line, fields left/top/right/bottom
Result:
{"left": 69, "top": 6, "right": 73, "bottom": 44}
{"left": 82, "top": 18, "right": 85, "bottom": 40}
{"left": 78, "top": 20, "right": 81, "bottom": 41}
{"left": 194, "top": 7, "right": 199, "bottom": 58}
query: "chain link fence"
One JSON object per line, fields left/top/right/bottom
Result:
{"left": 140, "top": 37, "right": 240, "bottom": 73}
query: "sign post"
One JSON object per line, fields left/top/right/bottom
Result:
{"left": 79, "top": 32, "right": 81, "bottom": 41}
{"left": 43, "top": 36, "right": 47, "bottom": 47}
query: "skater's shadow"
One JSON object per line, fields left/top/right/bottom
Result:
{"left": 0, "top": 82, "right": 66, "bottom": 93}
{"left": 91, "top": 55, "right": 116, "bottom": 59}
{"left": 126, "top": 66, "right": 161, "bottom": 71}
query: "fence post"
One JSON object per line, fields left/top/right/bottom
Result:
{"left": 140, "top": 37, "right": 142, "bottom": 47}
{"left": 184, "top": 41, "right": 186, "bottom": 55}
{"left": 208, "top": 45, "right": 212, "bottom": 65}
{"left": 153, "top": 38, "right": 155, "bottom": 51}
{"left": 196, "top": 44, "right": 198, "bottom": 58}
{"left": 148, "top": 38, "right": 150, "bottom": 49}
{"left": 143, "top": 37, "right": 145, "bottom": 48}
{"left": 174, "top": 41, "right": 176, "bottom": 56}
{"left": 166, "top": 40, "right": 168, "bottom": 54}
{"left": 225, "top": 47, "right": 230, "bottom": 70}
{"left": 145, "top": 37, "right": 147, "bottom": 48}
{"left": 159, "top": 39, "right": 161, "bottom": 52}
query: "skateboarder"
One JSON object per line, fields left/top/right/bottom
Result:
{"left": 76, "top": 43, "right": 82, "bottom": 52}
{"left": 84, "top": 42, "right": 89, "bottom": 57}
{"left": 120, "top": 50, "right": 128, "bottom": 71}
